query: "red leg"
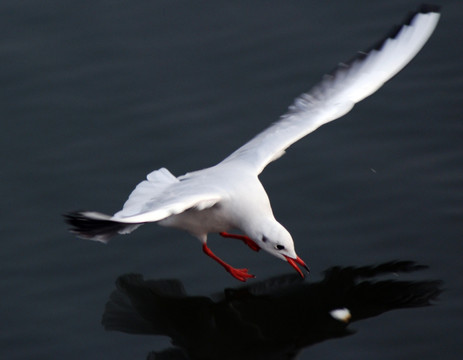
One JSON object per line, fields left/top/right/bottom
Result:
{"left": 219, "top": 232, "right": 260, "bottom": 252}
{"left": 202, "top": 243, "right": 255, "bottom": 282}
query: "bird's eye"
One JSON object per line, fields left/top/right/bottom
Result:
{"left": 262, "top": 236, "right": 268, "bottom": 243}
{"left": 276, "top": 244, "right": 285, "bottom": 250}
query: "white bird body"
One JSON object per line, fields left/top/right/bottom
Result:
{"left": 65, "top": 6, "right": 440, "bottom": 281}
{"left": 156, "top": 165, "right": 271, "bottom": 241}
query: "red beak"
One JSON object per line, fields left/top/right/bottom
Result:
{"left": 284, "top": 255, "right": 310, "bottom": 278}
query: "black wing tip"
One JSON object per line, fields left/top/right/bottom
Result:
{"left": 352, "top": 4, "right": 440, "bottom": 61}
{"left": 63, "top": 210, "right": 124, "bottom": 242}
{"left": 63, "top": 210, "right": 98, "bottom": 228}
{"left": 325, "top": 4, "right": 440, "bottom": 78}
{"left": 63, "top": 210, "right": 83, "bottom": 219}
{"left": 402, "top": 4, "right": 441, "bottom": 28}
{"left": 375, "top": 4, "right": 440, "bottom": 50}
{"left": 63, "top": 210, "right": 98, "bottom": 237}
{"left": 417, "top": 4, "right": 441, "bottom": 15}
{"left": 63, "top": 210, "right": 84, "bottom": 226}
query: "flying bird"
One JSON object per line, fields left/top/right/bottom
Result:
{"left": 65, "top": 6, "right": 440, "bottom": 281}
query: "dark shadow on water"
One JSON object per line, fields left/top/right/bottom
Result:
{"left": 102, "top": 261, "right": 442, "bottom": 360}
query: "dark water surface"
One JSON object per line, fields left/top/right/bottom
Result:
{"left": 1, "top": 1, "right": 462, "bottom": 359}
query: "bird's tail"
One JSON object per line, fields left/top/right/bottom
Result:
{"left": 64, "top": 211, "right": 143, "bottom": 243}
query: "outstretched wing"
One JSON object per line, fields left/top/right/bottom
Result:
{"left": 220, "top": 5, "right": 440, "bottom": 174}
{"left": 65, "top": 168, "right": 223, "bottom": 242}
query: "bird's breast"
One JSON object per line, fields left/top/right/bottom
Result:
{"left": 158, "top": 203, "right": 233, "bottom": 238}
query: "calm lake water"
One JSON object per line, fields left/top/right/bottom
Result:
{"left": 1, "top": 1, "right": 462, "bottom": 359}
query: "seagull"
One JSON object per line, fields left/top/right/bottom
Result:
{"left": 65, "top": 5, "right": 440, "bottom": 281}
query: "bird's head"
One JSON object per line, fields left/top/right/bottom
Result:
{"left": 252, "top": 219, "right": 309, "bottom": 278}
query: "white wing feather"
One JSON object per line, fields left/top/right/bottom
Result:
{"left": 220, "top": 8, "right": 440, "bottom": 174}
{"left": 112, "top": 168, "right": 222, "bottom": 223}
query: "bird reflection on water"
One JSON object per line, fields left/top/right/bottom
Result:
{"left": 102, "top": 261, "right": 442, "bottom": 360}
